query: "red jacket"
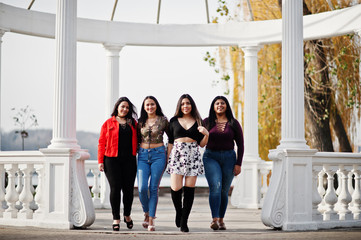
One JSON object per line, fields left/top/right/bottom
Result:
{"left": 98, "top": 116, "right": 138, "bottom": 164}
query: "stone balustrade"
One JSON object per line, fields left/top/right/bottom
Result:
{"left": 312, "top": 152, "right": 361, "bottom": 228}
{"left": 0, "top": 150, "right": 95, "bottom": 229}
{"left": 231, "top": 160, "right": 273, "bottom": 209}
{"left": 262, "top": 150, "right": 361, "bottom": 231}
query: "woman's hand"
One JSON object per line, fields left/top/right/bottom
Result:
{"left": 233, "top": 165, "right": 241, "bottom": 176}
{"left": 198, "top": 126, "right": 209, "bottom": 136}
{"left": 99, "top": 163, "right": 104, "bottom": 172}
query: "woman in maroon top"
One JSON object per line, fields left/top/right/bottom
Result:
{"left": 203, "top": 96, "right": 244, "bottom": 231}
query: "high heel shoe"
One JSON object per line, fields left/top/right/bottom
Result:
{"left": 112, "top": 223, "right": 120, "bottom": 231}
{"left": 124, "top": 217, "right": 133, "bottom": 229}
{"left": 142, "top": 214, "right": 149, "bottom": 229}
{"left": 148, "top": 225, "right": 155, "bottom": 231}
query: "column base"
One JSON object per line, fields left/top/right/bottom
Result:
{"left": 277, "top": 139, "right": 310, "bottom": 150}
{"left": 48, "top": 138, "right": 80, "bottom": 149}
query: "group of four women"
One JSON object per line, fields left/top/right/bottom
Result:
{"left": 97, "top": 94, "right": 244, "bottom": 232}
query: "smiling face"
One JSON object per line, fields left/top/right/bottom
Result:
{"left": 214, "top": 99, "right": 227, "bottom": 115}
{"left": 181, "top": 98, "right": 192, "bottom": 115}
{"left": 144, "top": 98, "right": 157, "bottom": 116}
{"left": 117, "top": 101, "right": 129, "bottom": 118}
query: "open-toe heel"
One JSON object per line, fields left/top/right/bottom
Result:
{"left": 112, "top": 223, "right": 120, "bottom": 231}
{"left": 124, "top": 217, "right": 133, "bottom": 229}
{"left": 148, "top": 225, "right": 155, "bottom": 231}
{"left": 142, "top": 214, "right": 149, "bottom": 229}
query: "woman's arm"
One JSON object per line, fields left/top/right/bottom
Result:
{"left": 198, "top": 126, "right": 209, "bottom": 148}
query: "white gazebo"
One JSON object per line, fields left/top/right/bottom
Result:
{"left": 0, "top": 0, "right": 360, "bottom": 231}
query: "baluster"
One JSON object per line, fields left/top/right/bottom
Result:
{"left": 0, "top": 165, "right": 5, "bottom": 217}
{"left": 91, "top": 168, "right": 101, "bottom": 208}
{"left": 15, "top": 169, "right": 23, "bottom": 210}
{"left": 29, "top": 168, "right": 38, "bottom": 211}
{"left": 4, "top": 164, "right": 19, "bottom": 218}
{"left": 351, "top": 166, "right": 361, "bottom": 220}
{"left": 18, "top": 164, "right": 34, "bottom": 219}
{"left": 337, "top": 165, "right": 352, "bottom": 220}
{"left": 34, "top": 165, "right": 44, "bottom": 214}
{"left": 323, "top": 165, "right": 338, "bottom": 221}
{"left": 259, "top": 168, "right": 269, "bottom": 207}
{"left": 317, "top": 170, "right": 326, "bottom": 213}
{"left": 312, "top": 166, "right": 323, "bottom": 221}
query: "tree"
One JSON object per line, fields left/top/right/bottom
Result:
{"left": 207, "top": 0, "right": 361, "bottom": 159}
{"left": 12, "top": 105, "right": 38, "bottom": 150}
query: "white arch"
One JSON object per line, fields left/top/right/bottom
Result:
{"left": 0, "top": 3, "right": 360, "bottom": 47}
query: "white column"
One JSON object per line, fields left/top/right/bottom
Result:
{"left": 277, "top": 0, "right": 309, "bottom": 150}
{"left": 243, "top": 46, "right": 261, "bottom": 160}
{"left": 48, "top": 0, "right": 79, "bottom": 149}
{"left": 100, "top": 43, "right": 123, "bottom": 209}
{"left": 103, "top": 43, "right": 124, "bottom": 116}
{"left": 0, "top": 29, "right": 7, "bottom": 151}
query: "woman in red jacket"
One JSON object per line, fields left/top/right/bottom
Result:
{"left": 98, "top": 97, "right": 138, "bottom": 231}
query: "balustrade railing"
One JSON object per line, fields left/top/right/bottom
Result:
{"left": 0, "top": 150, "right": 95, "bottom": 229}
{"left": 262, "top": 150, "right": 361, "bottom": 231}
{"left": 312, "top": 152, "right": 361, "bottom": 228}
{"left": 231, "top": 160, "right": 273, "bottom": 209}
{"left": 0, "top": 151, "right": 45, "bottom": 222}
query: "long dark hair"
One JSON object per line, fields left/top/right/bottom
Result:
{"left": 207, "top": 96, "right": 236, "bottom": 130}
{"left": 138, "top": 96, "right": 165, "bottom": 127}
{"left": 111, "top": 97, "right": 138, "bottom": 126}
{"left": 174, "top": 94, "right": 202, "bottom": 126}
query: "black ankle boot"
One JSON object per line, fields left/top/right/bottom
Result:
{"left": 171, "top": 188, "right": 183, "bottom": 228}
{"left": 180, "top": 186, "right": 195, "bottom": 232}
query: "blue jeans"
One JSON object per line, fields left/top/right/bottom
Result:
{"left": 137, "top": 146, "right": 166, "bottom": 218}
{"left": 203, "top": 149, "right": 236, "bottom": 218}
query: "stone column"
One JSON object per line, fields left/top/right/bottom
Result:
{"left": 277, "top": 0, "right": 309, "bottom": 150}
{"left": 48, "top": 0, "right": 79, "bottom": 149}
{"left": 0, "top": 29, "right": 7, "bottom": 151}
{"left": 103, "top": 43, "right": 124, "bottom": 116}
{"left": 100, "top": 43, "right": 124, "bottom": 209}
{"left": 243, "top": 46, "right": 261, "bottom": 160}
{"left": 231, "top": 45, "right": 263, "bottom": 209}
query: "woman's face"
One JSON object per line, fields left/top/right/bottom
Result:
{"left": 117, "top": 101, "right": 129, "bottom": 118}
{"left": 181, "top": 98, "right": 192, "bottom": 115}
{"left": 144, "top": 98, "right": 157, "bottom": 115}
{"left": 214, "top": 99, "right": 227, "bottom": 115}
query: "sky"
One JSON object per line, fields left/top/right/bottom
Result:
{"left": 0, "top": 0, "right": 239, "bottom": 135}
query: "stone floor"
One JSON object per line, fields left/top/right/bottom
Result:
{"left": 1, "top": 194, "right": 361, "bottom": 240}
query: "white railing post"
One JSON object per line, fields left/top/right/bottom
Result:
{"left": 4, "top": 164, "right": 19, "bottom": 218}
{"left": 91, "top": 168, "right": 101, "bottom": 208}
{"left": 33, "top": 164, "right": 44, "bottom": 215}
{"left": 312, "top": 166, "right": 323, "bottom": 221}
{"left": 18, "top": 164, "right": 34, "bottom": 219}
{"left": 323, "top": 165, "right": 338, "bottom": 221}
{"left": 351, "top": 166, "right": 361, "bottom": 219}
{"left": 0, "top": 164, "right": 5, "bottom": 217}
{"left": 15, "top": 169, "right": 23, "bottom": 210}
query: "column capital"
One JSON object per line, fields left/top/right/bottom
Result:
{"left": 354, "top": 29, "right": 361, "bottom": 37}
{"left": 241, "top": 45, "right": 262, "bottom": 56}
{"left": 103, "top": 43, "right": 125, "bottom": 56}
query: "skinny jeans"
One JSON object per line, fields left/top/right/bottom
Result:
{"left": 137, "top": 146, "right": 167, "bottom": 218}
{"left": 104, "top": 155, "right": 137, "bottom": 220}
{"left": 203, "top": 149, "right": 236, "bottom": 218}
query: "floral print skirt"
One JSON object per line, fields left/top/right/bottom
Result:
{"left": 166, "top": 141, "right": 204, "bottom": 176}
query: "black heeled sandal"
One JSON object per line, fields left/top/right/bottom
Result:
{"left": 112, "top": 223, "right": 120, "bottom": 231}
{"left": 124, "top": 217, "right": 133, "bottom": 229}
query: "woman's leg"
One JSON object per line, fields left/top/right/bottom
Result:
{"left": 121, "top": 155, "right": 137, "bottom": 218}
{"left": 137, "top": 151, "right": 151, "bottom": 215}
{"left": 148, "top": 148, "right": 166, "bottom": 219}
{"left": 219, "top": 151, "right": 236, "bottom": 219}
{"left": 104, "top": 157, "right": 122, "bottom": 227}
{"left": 203, "top": 150, "right": 222, "bottom": 219}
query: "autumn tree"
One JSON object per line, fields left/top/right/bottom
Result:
{"left": 207, "top": 0, "right": 361, "bottom": 160}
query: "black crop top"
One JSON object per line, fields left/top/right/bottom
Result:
{"left": 168, "top": 117, "right": 204, "bottom": 145}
